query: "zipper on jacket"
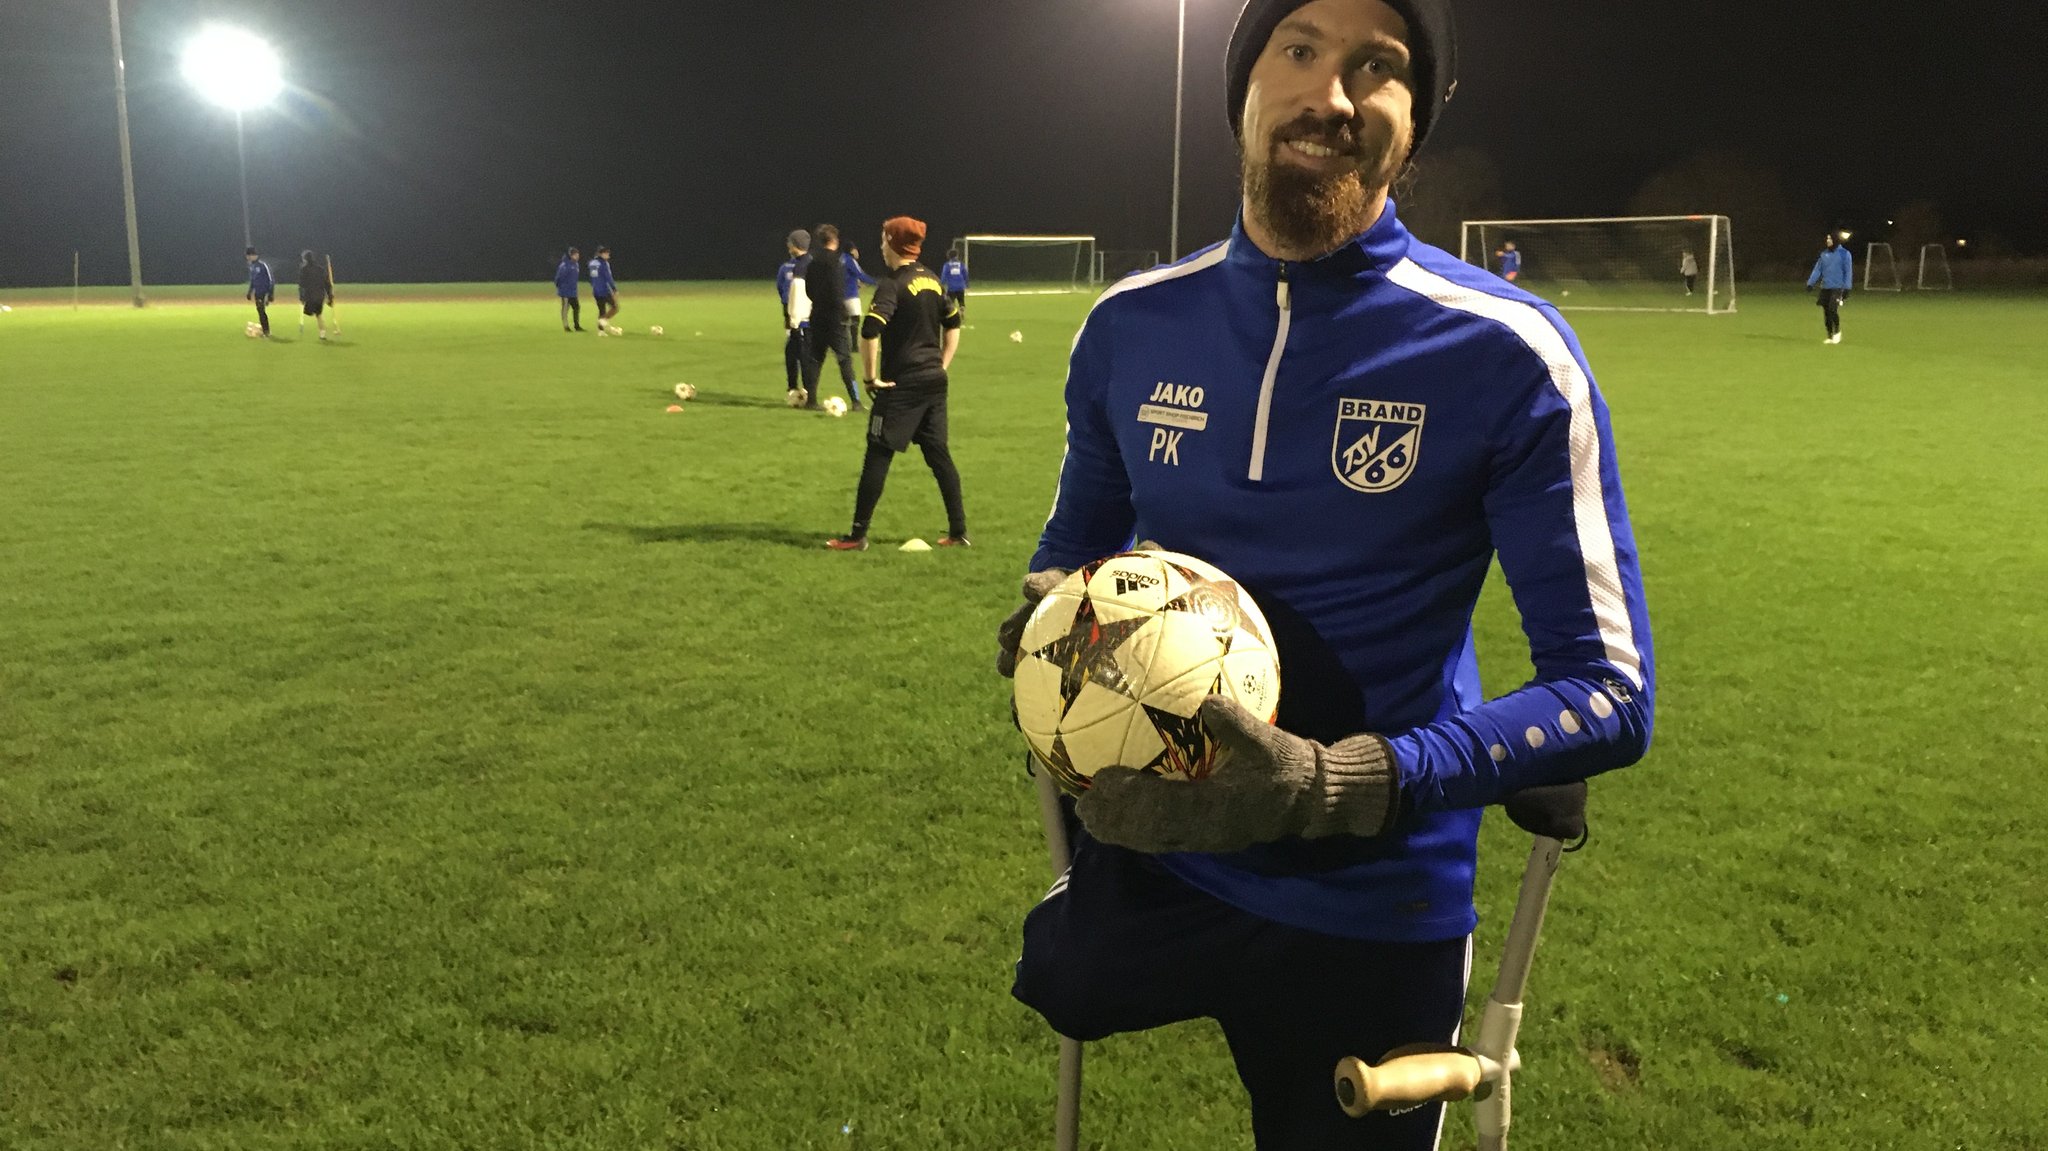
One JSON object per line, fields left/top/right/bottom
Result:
{"left": 1248, "top": 262, "right": 1292, "bottom": 482}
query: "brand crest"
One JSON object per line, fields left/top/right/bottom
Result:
{"left": 1332, "top": 399, "right": 1426, "bottom": 493}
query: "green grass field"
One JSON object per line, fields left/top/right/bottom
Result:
{"left": 4, "top": 283, "right": 2046, "bottom": 1150}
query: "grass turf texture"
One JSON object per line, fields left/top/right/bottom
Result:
{"left": 3, "top": 284, "right": 2046, "bottom": 1150}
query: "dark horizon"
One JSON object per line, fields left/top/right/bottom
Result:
{"left": 3, "top": 0, "right": 2044, "bottom": 289}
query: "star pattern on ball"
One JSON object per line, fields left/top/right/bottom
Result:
{"left": 1145, "top": 694, "right": 1220, "bottom": 777}
{"left": 1161, "top": 572, "right": 1267, "bottom": 646}
{"left": 1027, "top": 599, "right": 1152, "bottom": 715}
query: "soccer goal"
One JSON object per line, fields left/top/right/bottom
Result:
{"left": 1091, "top": 249, "right": 1162, "bottom": 285}
{"left": 1459, "top": 215, "right": 1738, "bottom": 314}
{"left": 1917, "top": 244, "right": 1953, "bottom": 291}
{"left": 955, "top": 235, "right": 1097, "bottom": 295}
{"left": 1864, "top": 243, "right": 1903, "bottom": 291}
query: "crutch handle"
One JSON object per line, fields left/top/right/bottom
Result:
{"left": 1501, "top": 781, "right": 1587, "bottom": 842}
{"left": 1334, "top": 1044, "right": 1489, "bottom": 1118}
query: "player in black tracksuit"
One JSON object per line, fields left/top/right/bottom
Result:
{"left": 801, "top": 224, "right": 863, "bottom": 411}
{"left": 296, "top": 250, "right": 334, "bottom": 341}
{"left": 826, "top": 217, "right": 967, "bottom": 551}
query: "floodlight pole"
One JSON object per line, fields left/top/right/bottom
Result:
{"left": 108, "top": 0, "right": 146, "bottom": 307}
{"left": 235, "top": 110, "right": 253, "bottom": 250}
{"left": 1170, "top": 0, "right": 1186, "bottom": 263}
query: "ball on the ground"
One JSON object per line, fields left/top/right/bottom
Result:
{"left": 650, "top": 325, "right": 664, "bottom": 335}
{"left": 1009, "top": 330, "right": 1024, "bottom": 343}
{"left": 785, "top": 389, "right": 806, "bottom": 409}
{"left": 1013, "top": 550, "right": 1280, "bottom": 796}
{"left": 823, "top": 396, "right": 848, "bottom": 417}
{"left": 673, "top": 382, "right": 697, "bottom": 401}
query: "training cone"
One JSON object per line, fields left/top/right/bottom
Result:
{"left": 665, "top": 404, "right": 684, "bottom": 413}
{"left": 899, "top": 539, "right": 933, "bottom": 553}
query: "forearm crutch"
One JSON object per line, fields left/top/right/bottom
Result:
{"left": 1334, "top": 782, "right": 1589, "bottom": 1151}
{"left": 1032, "top": 766, "right": 1084, "bottom": 1151}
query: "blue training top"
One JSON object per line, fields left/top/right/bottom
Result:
{"left": 247, "top": 259, "right": 274, "bottom": 295}
{"left": 1032, "top": 202, "right": 1655, "bottom": 942}
{"left": 1807, "top": 246, "right": 1853, "bottom": 290}
{"left": 588, "top": 256, "right": 616, "bottom": 297}
{"left": 842, "top": 250, "right": 876, "bottom": 300}
{"left": 555, "top": 257, "right": 580, "bottom": 298}
{"left": 776, "top": 257, "right": 799, "bottom": 307}
{"left": 941, "top": 258, "right": 969, "bottom": 293}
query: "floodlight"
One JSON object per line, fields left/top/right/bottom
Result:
{"left": 181, "top": 26, "right": 282, "bottom": 112}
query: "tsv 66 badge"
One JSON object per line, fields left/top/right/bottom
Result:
{"left": 1332, "top": 399, "right": 1426, "bottom": 494}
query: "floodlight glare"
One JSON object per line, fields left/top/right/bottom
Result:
{"left": 181, "top": 26, "right": 282, "bottom": 112}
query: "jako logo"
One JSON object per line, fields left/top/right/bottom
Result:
{"left": 1147, "top": 381, "right": 1205, "bottom": 408}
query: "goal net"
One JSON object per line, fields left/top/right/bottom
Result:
{"left": 954, "top": 235, "right": 1096, "bottom": 295}
{"left": 1917, "top": 244, "right": 1953, "bottom": 291}
{"left": 1459, "top": 215, "right": 1737, "bottom": 314}
{"left": 1091, "top": 249, "right": 1162, "bottom": 285}
{"left": 1864, "top": 243, "right": 1902, "bottom": 291}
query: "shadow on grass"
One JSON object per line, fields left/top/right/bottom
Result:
{"left": 654, "top": 389, "right": 789, "bottom": 410}
{"left": 584, "top": 521, "right": 822, "bottom": 549}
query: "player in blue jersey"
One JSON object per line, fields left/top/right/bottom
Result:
{"left": 1806, "top": 234, "right": 1853, "bottom": 344}
{"left": 556, "top": 247, "right": 585, "bottom": 332}
{"left": 940, "top": 249, "right": 969, "bottom": 315}
{"left": 778, "top": 230, "right": 814, "bottom": 401}
{"left": 589, "top": 245, "right": 619, "bottom": 332}
{"left": 244, "top": 247, "right": 274, "bottom": 338}
{"left": 994, "top": 1, "right": 1655, "bottom": 1146}
{"left": 1494, "top": 238, "right": 1520, "bottom": 280}
{"left": 841, "top": 245, "right": 877, "bottom": 380}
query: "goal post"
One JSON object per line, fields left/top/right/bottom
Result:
{"left": 1458, "top": 215, "right": 1738, "bottom": 314}
{"left": 1917, "top": 244, "right": 1953, "bottom": 291}
{"left": 1091, "top": 249, "right": 1162, "bottom": 285}
{"left": 954, "top": 235, "right": 1097, "bottom": 295}
{"left": 1864, "top": 243, "right": 1902, "bottom": 291}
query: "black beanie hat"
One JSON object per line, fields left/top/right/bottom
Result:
{"left": 1225, "top": 0, "right": 1457, "bottom": 158}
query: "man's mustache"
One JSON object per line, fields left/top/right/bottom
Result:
{"left": 1271, "top": 116, "right": 1363, "bottom": 155}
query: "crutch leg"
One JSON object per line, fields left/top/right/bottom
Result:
{"left": 1033, "top": 767, "right": 1083, "bottom": 1151}
{"left": 1336, "top": 782, "right": 1588, "bottom": 1151}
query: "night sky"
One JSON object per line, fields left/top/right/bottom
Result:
{"left": 2, "top": 0, "right": 2043, "bottom": 288}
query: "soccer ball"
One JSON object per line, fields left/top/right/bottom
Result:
{"left": 244, "top": 322, "right": 260, "bottom": 338}
{"left": 650, "top": 325, "right": 664, "bottom": 335}
{"left": 673, "top": 382, "right": 697, "bottom": 401}
{"left": 823, "top": 396, "right": 848, "bottom": 417}
{"left": 1013, "top": 550, "right": 1280, "bottom": 796}
{"left": 1009, "top": 330, "right": 1024, "bottom": 343}
{"left": 607, "top": 323, "right": 624, "bottom": 336}
{"left": 785, "top": 388, "right": 807, "bottom": 409}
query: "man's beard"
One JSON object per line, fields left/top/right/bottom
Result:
{"left": 1242, "top": 114, "right": 1404, "bottom": 257}
{"left": 1244, "top": 156, "right": 1373, "bottom": 258}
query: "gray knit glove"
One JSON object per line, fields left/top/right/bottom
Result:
{"left": 1076, "top": 696, "right": 1397, "bottom": 854}
{"left": 995, "top": 569, "right": 1071, "bottom": 678}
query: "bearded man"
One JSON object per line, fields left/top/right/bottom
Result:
{"left": 996, "top": 1, "right": 1657, "bottom": 1145}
